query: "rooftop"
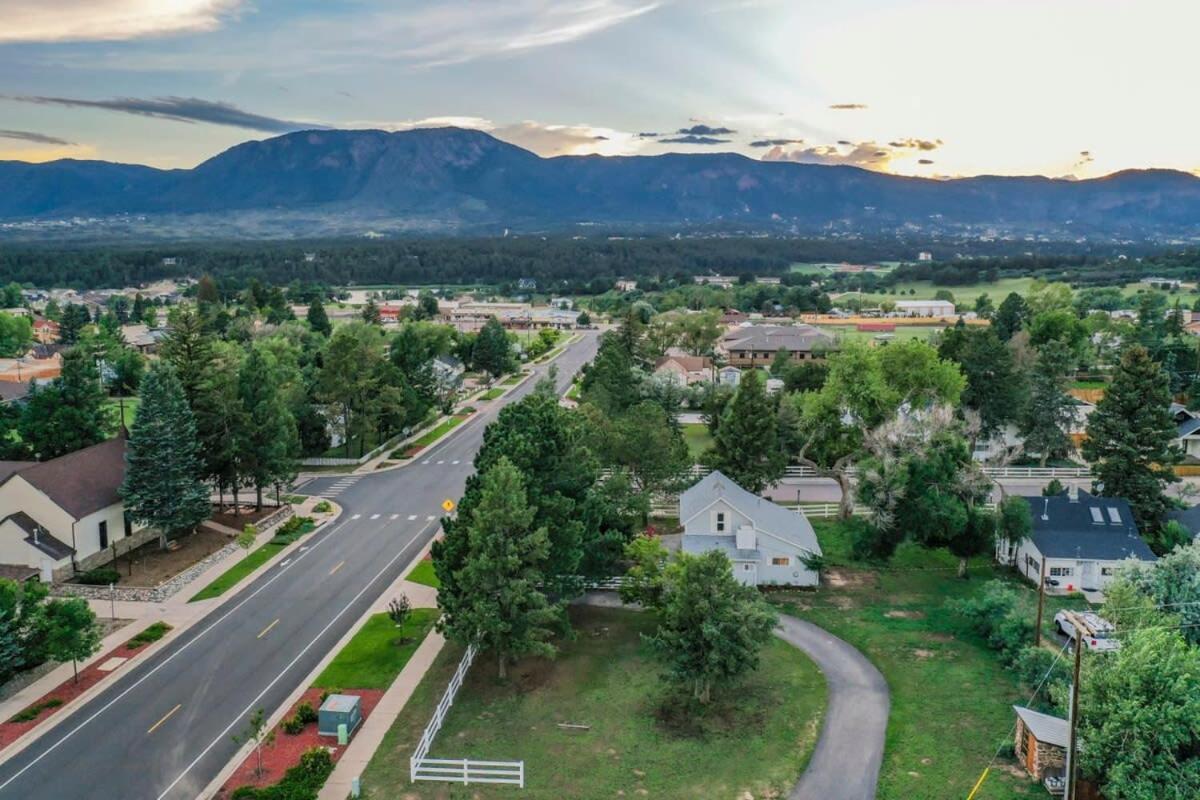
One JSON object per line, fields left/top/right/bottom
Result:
{"left": 1013, "top": 706, "right": 1068, "bottom": 748}
{"left": 8, "top": 436, "right": 128, "bottom": 520}
{"left": 1022, "top": 490, "right": 1155, "bottom": 562}
{"left": 722, "top": 324, "right": 833, "bottom": 353}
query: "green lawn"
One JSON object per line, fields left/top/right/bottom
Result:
{"left": 399, "top": 416, "right": 466, "bottom": 454}
{"left": 314, "top": 609, "right": 439, "bottom": 691}
{"left": 360, "top": 605, "right": 825, "bottom": 799}
{"left": 404, "top": 559, "right": 440, "bottom": 588}
{"left": 771, "top": 520, "right": 1076, "bottom": 800}
{"left": 187, "top": 519, "right": 316, "bottom": 603}
{"left": 103, "top": 396, "right": 139, "bottom": 432}
{"left": 478, "top": 388, "right": 504, "bottom": 401}
{"left": 822, "top": 324, "right": 946, "bottom": 345}
{"left": 682, "top": 423, "right": 713, "bottom": 461}
{"left": 500, "top": 373, "right": 525, "bottom": 386}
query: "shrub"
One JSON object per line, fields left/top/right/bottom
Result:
{"left": 295, "top": 702, "right": 317, "bottom": 724}
{"left": 9, "top": 697, "right": 63, "bottom": 723}
{"left": 281, "top": 716, "right": 305, "bottom": 735}
{"left": 230, "top": 746, "right": 334, "bottom": 800}
{"left": 237, "top": 524, "right": 258, "bottom": 549}
{"left": 127, "top": 621, "right": 172, "bottom": 649}
{"left": 77, "top": 567, "right": 120, "bottom": 586}
{"left": 948, "top": 581, "right": 1033, "bottom": 665}
{"left": 312, "top": 501, "right": 331, "bottom": 513}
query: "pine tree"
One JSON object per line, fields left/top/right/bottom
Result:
{"left": 471, "top": 317, "right": 513, "bottom": 379}
{"left": 1083, "top": 346, "right": 1181, "bottom": 535}
{"left": 992, "top": 292, "right": 1029, "bottom": 341}
{"left": 305, "top": 296, "right": 332, "bottom": 336}
{"left": 707, "top": 369, "right": 785, "bottom": 493}
{"left": 237, "top": 348, "right": 298, "bottom": 509}
{"left": 18, "top": 347, "right": 107, "bottom": 459}
{"left": 161, "top": 307, "right": 215, "bottom": 409}
{"left": 121, "top": 362, "right": 211, "bottom": 549}
{"left": 1019, "top": 341, "right": 1076, "bottom": 467}
{"left": 436, "top": 458, "right": 558, "bottom": 679}
{"left": 361, "top": 297, "right": 382, "bottom": 326}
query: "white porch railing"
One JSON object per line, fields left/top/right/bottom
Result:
{"left": 409, "top": 643, "right": 526, "bottom": 788}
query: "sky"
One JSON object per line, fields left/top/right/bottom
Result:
{"left": 1, "top": 0, "right": 1197, "bottom": 179}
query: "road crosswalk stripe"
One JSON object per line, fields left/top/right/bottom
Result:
{"left": 351, "top": 514, "right": 361, "bottom": 520}
{"left": 407, "top": 515, "right": 418, "bottom": 521}
{"left": 370, "top": 514, "right": 380, "bottom": 520}
{"left": 426, "top": 515, "right": 436, "bottom": 521}
{"left": 390, "top": 514, "right": 399, "bottom": 520}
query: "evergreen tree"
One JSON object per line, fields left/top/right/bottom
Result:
{"left": 1083, "top": 345, "right": 1181, "bottom": 535}
{"left": 1019, "top": 341, "right": 1076, "bottom": 466}
{"left": 58, "top": 303, "right": 90, "bottom": 344}
{"left": 121, "top": 362, "right": 211, "bottom": 549}
{"left": 579, "top": 331, "right": 638, "bottom": 415}
{"left": 18, "top": 347, "right": 107, "bottom": 459}
{"left": 161, "top": 307, "right": 215, "bottom": 408}
{"left": 940, "top": 326, "right": 1026, "bottom": 439}
{"left": 436, "top": 458, "right": 558, "bottom": 679}
{"left": 305, "top": 296, "right": 332, "bottom": 336}
{"left": 361, "top": 297, "right": 382, "bottom": 326}
{"left": 471, "top": 317, "right": 513, "bottom": 379}
{"left": 237, "top": 348, "right": 299, "bottom": 509}
{"left": 707, "top": 370, "right": 784, "bottom": 493}
{"left": 992, "top": 292, "right": 1029, "bottom": 341}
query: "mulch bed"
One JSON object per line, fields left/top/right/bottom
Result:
{"left": 216, "top": 687, "right": 385, "bottom": 798}
{"left": 210, "top": 504, "right": 285, "bottom": 531}
{"left": 0, "top": 632, "right": 161, "bottom": 749}
{"left": 401, "top": 445, "right": 424, "bottom": 458}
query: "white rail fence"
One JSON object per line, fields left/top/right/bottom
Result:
{"left": 410, "top": 643, "right": 525, "bottom": 788}
{"left": 610, "top": 463, "right": 1091, "bottom": 485}
{"left": 792, "top": 501, "right": 997, "bottom": 519}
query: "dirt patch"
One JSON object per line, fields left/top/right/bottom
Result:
{"left": 102, "top": 527, "right": 231, "bottom": 587}
{"left": 210, "top": 504, "right": 283, "bottom": 531}
{"left": 912, "top": 649, "right": 937, "bottom": 660}
{"left": 824, "top": 568, "right": 876, "bottom": 589}
{"left": 924, "top": 632, "right": 956, "bottom": 643}
{"left": 884, "top": 610, "right": 926, "bottom": 619}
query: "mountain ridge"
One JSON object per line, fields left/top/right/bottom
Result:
{"left": 3, "top": 127, "right": 1200, "bottom": 236}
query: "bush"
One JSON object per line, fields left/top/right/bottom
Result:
{"left": 127, "top": 621, "right": 172, "bottom": 649}
{"left": 312, "top": 501, "right": 331, "bottom": 513}
{"left": 231, "top": 746, "right": 334, "bottom": 800}
{"left": 295, "top": 702, "right": 317, "bottom": 724}
{"left": 237, "top": 525, "right": 258, "bottom": 549}
{"left": 281, "top": 716, "right": 305, "bottom": 735}
{"left": 9, "top": 697, "right": 63, "bottom": 723}
{"left": 77, "top": 567, "right": 120, "bottom": 586}
{"left": 948, "top": 580, "right": 1033, "bottom": 665}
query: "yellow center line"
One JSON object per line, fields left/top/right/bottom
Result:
{"left": 257, "top": 618, "right": 280, "bottom": 639}
{"left": 329, "top": 560, "right": 346, "bottom": 576}
{"left": 147, "top": 703, "right": 181, "bottom": 735}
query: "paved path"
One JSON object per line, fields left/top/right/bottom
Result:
{"left": 777, "top": 614, "right": 889, "bottom": 800}
{"left": 0, "top": 333, "right": 599, "bottom": 800}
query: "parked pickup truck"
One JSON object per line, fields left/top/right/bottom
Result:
{"left": 1054, "top": 611, "right": 1120, "bottom": 652}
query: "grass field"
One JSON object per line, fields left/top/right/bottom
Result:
{"left": 404, "top": 559, "right": 440, "bottom": 588}
{"left": 682, "top": 423, "right": 713, "bottom": 461}
{"left": 360, "top": 605, "right": 826, "bottom": 799}
{"left": 823, "top": 325, "right": 945, "bottom": 345}
{"left": 770, "top": 520, "right": 1079, "bottom": 800}
{"left": 478, "top": 388, "right": 504, "bottom": 401}
{"left": 393, "top": 416, "right": 466, "bottom": 457}
{"left": 103, "top": 396, "right": 139, "bottom": 432}
{"left": 313, "top": 609, "right": 439, "bottom": 691}
{"left": 188, "top": 519, "right": 316, "bottom": 602}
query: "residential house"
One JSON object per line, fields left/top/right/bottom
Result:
{"left": 755, "top": 276, "right": 781, "bottom": 285}
{"left": 1012, "top": 706, "right": 1067, "bottom": 790}
{"left": 653, "top": 355, "right": 713, "bottom": 386}
{"left": 679, "top": 471, "right": 821, "bottom": 587}
{"left": 31, "top": 318, "right": 59, "bottom": 344}
{"left": 1171, "top": 403, "right": 1200, "bottom": 462}
{"left": 693, "top": 275, "right": 738, "bottom": 289}
{"left": 0, "top": 380, "right": 32, "bottom": 406}
{"left": 893, "top": 299, "right": 956, "bottom": 317}
{"left": 431, "top": 356, "right": 465, "bottom": 391}
{"left": 0, "top": 436, "right": 150, "bottom": 582}
{"left": 917, "top": 251, "right": 934, "bottom": 262}
{"left": 1142, "top": 276, "right": 1181, "bottom": 289}
{"left": 720, "top": 324, "right": 834, "bottom": 368}
{"left": 549, "top": 297, "right": 574, "bottom": 310}
{"left": 120, "top": 324, "right": 168, "bottom": 355}
{"left": 517, "top": 278, "right": 537, "bottom": 291}
{"left": 999, "top": 487, "right": 1156, "bottom": 595}
{"left": 718, "top": 366, "right": 741, "bottom": 386}
{"left": 615, "top": 279, "right": 638, "bottom": 293}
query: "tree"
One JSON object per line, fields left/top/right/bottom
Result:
{"left": 232, "top": 708, "right": 277, "bottom": 780}
{"left": 619, "top": 535, "right": 669, "bottom": 608}
{"left": 121, "top": 362, "right": 211, "bottom": 550}
{"left": 939, "top": 326, "right": 1025, "bottom": 440}
{"left": 579, "top": 332, "right": 639, "bottom": 415}
{"left": 161, "top": 307, "right": 215, "bottom": 409}
{"left": 973, "top": 293, "right": 994, "bottom": 318}
{"left": 1077, "top": 626, "right": 1200, "bottom": 799}
{"left": 436, "top": 458, "right": 558, "bottom": 679}
{"left": 992, "top": 292, "right": 1029, "bottom": 341}
{"left": 647, "top": 550, "right": 777, "bottom": 704}
{"left": 577, "top": 310, "right": 591, "bottom": 327}
{"left": 108, "top": 347, "right": 145, "bottom": 397}
{"left": 305, "top": 296, "right": 332, "bottom": 336}
{"left": 57, "top": 304, "right": 91, "bottom": 344}
{"left": 996, "top": 496, "right": 1032, "bottom": 550}
{"left": 416, "top": 292, "right": 440, "bottom": 320}
{"left": 707, "top": 370, "right": 784, "bottom": 493}
{"left": 387, "top": 594, "right": 411, "bottom": 629}
{"left": 361, "top": 297, "right": 382, "bottom": 325}
{"left": 44, "top": 597, "right": 100, "bottom": 684}
{"left": 1025, "top": 280, "right": 1073, "bottom": 316}
{"left": 769, "top": 347, "right": 792, "bottom": 377}
{"left": 0, "top": 312, "right": 32, "bottom": 357}
{"left": 237, "top": 348, "right": 299, "bottom": 509}
{"left": 1019, "top": 341, "right": 1076, "bottom": 466}
{"left": 471, "top": 317, "right": 513, "bottom": 380}
{"left": 1082, "top": 346, "right": 1180, "bottom": 535}
{"left": 583, "top": 400, "right": 689, "bottom": 498}
{"left": 18, "top": 347, "right": 107, "bottom": 459}
{"left": 317, "top": 324, "right": 385, "bottom": 458}
{"left": 1113, "top": 541, "right": 1200, "bottom": 645}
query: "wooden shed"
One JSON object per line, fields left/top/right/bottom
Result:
{"left": 1013, "top": 706, "right": 1068, "bottom": 788}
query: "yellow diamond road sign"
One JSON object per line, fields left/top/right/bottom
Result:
{"left": 442, "top": 499, "right": 456, "bottom": 513}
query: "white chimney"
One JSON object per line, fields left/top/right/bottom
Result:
{"left": 1068, "top": 483, "right": 1079, "bottom": 503}
{"left": 1041, "top": 498, "right": 1050, "bottom": 521}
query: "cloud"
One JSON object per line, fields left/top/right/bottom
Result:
{"left": 918, "top": 158, "right": 935, "bottom": 165}
{"left": 750, "top": 138, "right": 805, "bottom": 147}
{"left": 887, "top": 138, "right": 942, "bottom": 151}
{"left": 762, "top": 140, "right": 894, "bottom": 169}
{"left": 376, "top": 2, "right": 663, "bottom": 68}
{"left": 0, "top": 129, "right": 75, "bottom": 146}
{"left": 637, "top": 132, "right": 660, "bottom": 138}
{"left": 829, "top": 103, "right": 868, "bottom": 110}
{"left": 2, "top": 95, "right": 320, "bottom": 133}
{"left": 659, "top": 135, "right": 731, "bottom": 145}
{"left": 0, "top": 0, "right": 242, "bottom": 43}
{"left": 360, "top": 117, "right": 646, "bottom": 156}
{"left": 676, "top": 124, "right": 736, "bottom": 136}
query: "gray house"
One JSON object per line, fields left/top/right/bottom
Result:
{"left": 679, "top": 471, "right": 821, "bottom": 587}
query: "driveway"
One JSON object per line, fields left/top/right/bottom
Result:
{"left": 777, "top": 614, "right": 889, "bottom": 800}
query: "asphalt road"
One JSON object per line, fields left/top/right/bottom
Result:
{"left": 777, "top": 614, "right": 889, "bottom": 800}
{"left": 0, "top": 332, "right": 599, "bottom": 800}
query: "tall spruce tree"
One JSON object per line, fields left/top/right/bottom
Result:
{"left": 992, "top": 292, "right": 1029, "bottom": 341}
{"left": 471, "top": 317, "right": 513, "bottom": 379}
{"left": 1083, "top": 345, "right": 1181, "bottom": 535}
{"left": 121, "top": 362, "right": 210, "bottom": 549}
{"left": 436, "top": 458, "right": 558, "bottom": 679}
{"left": 305, "top": 296, "right": 332, "bottom": 336}
{"left": 237, "top": 348, "right": 298, "bottom": 509}
{"left": 707, "top": 369, "right": 785, "bottom": 493}
{"left": 1019, "top": 341, "right": 1076, "bottom": 467}
{"left": 18, "top": 347, "right": 107, "bottom": 459}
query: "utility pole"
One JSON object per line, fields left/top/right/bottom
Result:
{"left": 1034, "top": 558, "right": 1047, "bottom": 647}
{"left": 1065, "top": 612, "right": 1084, "bottom": 800}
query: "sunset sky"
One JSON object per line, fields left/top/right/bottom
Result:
{"left": 1, "top": 0, "right": 1196, "bottom": 178}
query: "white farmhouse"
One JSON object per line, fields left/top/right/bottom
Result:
{"left": 679, "top": 471, "right": 821, "bottom": 587}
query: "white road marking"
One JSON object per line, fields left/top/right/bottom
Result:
{"left": 370, "top": 514, "right": 380, "bottom": 520}
{"left": 436, "top": 460, "right": 445, "bottom": 465}
{"left": 390, "top": 514, "right": 399, "bottom": 520}
{"left": 451, "top": 460, "right": 460, "bottom": 465}
{"left": 351, "top": 514, "right": 361, "bottom": 520}
{"left": 280, "top": 559, "right": 291, "bottom": 567}
{"left": 426, "top": 515, "right": 436, "bottom": 522}
{"left": 422, "top": 460, "right": 430, "bottom": 465}
{"left": 407, "top": 515, "right": 418, "bottom": 521}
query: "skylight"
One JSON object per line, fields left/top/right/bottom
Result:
{"left": 1107, "top": 508, "right": 1121, "bottom": 524}
{"left": 1089, "top": 507, "right": 1104, "bottom": 524}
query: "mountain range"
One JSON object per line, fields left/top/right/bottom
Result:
{"left": 3, "top": 127, "right": 1200, "bottom": 238}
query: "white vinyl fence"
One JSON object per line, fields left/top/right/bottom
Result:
{"left": 410, "top": 644, "right": 525, "bottom": 788}
{"left": 792, "top": 502, "right": 997, "bottom": 519}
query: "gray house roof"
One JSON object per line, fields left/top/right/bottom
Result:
{"left": 681, "top": 536, "right": 760, "bottom": 561}
{"left": 1179, "top": 416, "right": 1200, "bottom": 438}
{"left": 1022, "top": 490, "right": 1156, "bottom": 562}
{"left": 1013, "top": 706, "right": 1068, "bottom": 748}
{"left": 680, "top": 470, "right": 821, "bottom": 555}
{"left": 1, "top": 511, "right": 74, "bottom": 560}
{"left": 1168, "top": 504, "right": 1200, "bottom": 537}
{"left": 722, "top": 324, "right": 833, "bottom": 354}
